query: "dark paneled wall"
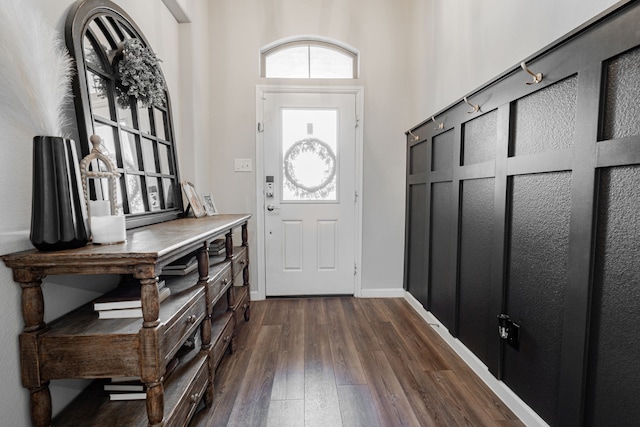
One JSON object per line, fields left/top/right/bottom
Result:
{"left": 403, "top": 2, "right": 640, "bottom": 425}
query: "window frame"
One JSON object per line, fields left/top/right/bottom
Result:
{"left": 260, "top": 37, "right": 359, "bottom": 79}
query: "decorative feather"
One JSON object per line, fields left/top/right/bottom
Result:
{"left": 0, "top": 0, "right": 74, "bottom": 138}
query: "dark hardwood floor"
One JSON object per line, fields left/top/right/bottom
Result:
{"left": 190, "top": 297, "right": 524, "bottom": 427}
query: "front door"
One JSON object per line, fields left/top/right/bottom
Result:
{"left": 263, "top": 91, "right": 357, "bottom": 296}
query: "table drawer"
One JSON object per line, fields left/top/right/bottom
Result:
{"left": 166, "top": 354, "right": 208, "bottom": 427}
{"left": 211, "top": 313, "right": 234, "bottom": 368}
{"left": 231, "top": 285, "right": 250, "bottom": 325}
{"left": 207, "top": 262, "right": 232, "bottom": 309}
{"left": 232, "top": 246, "right": 248, "bottom": 279}
{"left": 162, "top": 293, "right": 206, "bottom": 363}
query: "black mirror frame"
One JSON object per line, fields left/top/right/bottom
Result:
{"left": 65, "top": 0, "right": 184, "bottom": 229}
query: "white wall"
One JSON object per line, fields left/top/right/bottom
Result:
{"left": 207, "top": 0, "right": 417, "bottom": 297}
{"left": 418, "top": 0, "right": 621, "bottom": 118}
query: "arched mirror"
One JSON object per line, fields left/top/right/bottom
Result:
{"left": 65, "top": 0, "right": 183, "bottom": 228}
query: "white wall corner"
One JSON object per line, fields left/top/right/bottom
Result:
{"left": 161, "top": 0, "right": 191, "bottom": 23}
{"left": 403, "top": 291, "right": 550, "bottom": 427}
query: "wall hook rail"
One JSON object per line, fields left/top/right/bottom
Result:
{"left": 408, "top": 130, "right": 420, "bottom": 141}
{"left": 463, "top": 97, "right": 480, "bottom": 114}
{"left": 431, "top": 116, "right": 444, "bottom": 130}
{"left": 520, "top": 61, "right": 543, "bottom": 85}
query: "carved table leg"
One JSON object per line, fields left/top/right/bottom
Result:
{"left": 146, "top": 381, "right": 164, "bottom": 427}
{"left": 30, "top": 383, "right": 52, "bottom": 427}
{"left": 15, "top": 272, "right": 52, "bottom": 426}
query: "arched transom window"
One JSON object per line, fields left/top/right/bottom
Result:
{"left": 261, "top": 37, "right": 358, "bottom": 79}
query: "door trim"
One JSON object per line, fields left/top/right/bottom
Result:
{"left": 255, "top": 85, "right": 364, "bottom": 300}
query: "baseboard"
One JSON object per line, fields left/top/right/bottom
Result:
{"left": 359, "top": 287, "right": 406, "bottom": 298}
{"left": 404, "top": 291, "right": 549, "bottom": 427}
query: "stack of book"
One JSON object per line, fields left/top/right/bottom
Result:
{"left": 94, "top": 279, "right": 170, "bottom": 319}
{"left": 104, "top": 377, "right": 146, "bottom": 401}
{"left": 210, "top": 238, "right": 226, "bottom": 257}
{"left": 105, "top": 340, "right": 188, "bottom": 400}
{"left": 161, "top": 252, "right": 198, "bottom": 276}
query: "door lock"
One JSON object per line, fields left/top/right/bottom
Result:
{"left": 267, "top": 204, "right": 278, "bottom": 211}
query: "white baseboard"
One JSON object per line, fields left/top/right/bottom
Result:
{"left": 404, "top": 291, "right": 549, "bottom": 427}
{"left": 359, "top": 287, "right": 406, "bottom": 298}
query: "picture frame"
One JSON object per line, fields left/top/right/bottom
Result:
{"left": 181, "top": 181, "right": 206, "bottom": 218}
{"left": 202, "top": 193, "right": 218, "bottom": 216}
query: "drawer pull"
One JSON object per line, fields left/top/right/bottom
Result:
{"left": 187, "top": 315, "right": 197, "bottom": 324}
{"left": 222, "top": 278, "right": 228, "bottom": 285}
{"left": 223, "top": 335, "right": 231, "bottom": 343}
{"left": 190, "top": 392, "right": 200, "bottom": 403}
{"left": 242, "top": 303, "right": 249, "bottom": 309}
{"left": 239, "top": 259, "right": 246, "bottom": 265}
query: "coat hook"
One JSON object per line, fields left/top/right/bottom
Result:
{"left": 431, "top": 116, "right": 444, "bottom": 130}
{"left": 520, "top": 61, "right": 543, "bottom": 85}
{"left": 408, "top": 130, "right": 419, "bottom": 141}
{"left": 463, "top": 97, "right": 480, "bottom": 114}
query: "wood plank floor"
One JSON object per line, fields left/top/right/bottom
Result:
{"left": 190, "top": 297, "right": 524, "bottom": 427}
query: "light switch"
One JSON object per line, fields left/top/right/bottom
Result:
{"left": 234, "top": 158, "right": 252, "bottom": 172}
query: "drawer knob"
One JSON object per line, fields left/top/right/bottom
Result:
{"left": 190, "top": 392, "right": 200, "bottom": 403}
{"left": 242, "top": 303, "right": 249, "bottom": 309}
{"left": 187, "top": 315, "right": 197, "bottom": 324}
{"left": 223, "top": 335, "right": 231, "bottom": 342}
{"left": 222, "top": 278, "right": 228, "bottom": 285}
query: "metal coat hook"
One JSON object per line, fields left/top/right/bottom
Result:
{"left": 408, "top": 130, "right": 420, "bottom": 141}
{"left": 520, "top": 61, "right": 543, "bottom": 85}
{"left": 431, "top": 116, "right": 444, "bottom": 130}
{"left": 463, "top": 97, "right": 480, "bottom": 114}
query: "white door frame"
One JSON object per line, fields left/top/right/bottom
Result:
{"left": 255, "top": 85, "right": 364, "bottom": 300}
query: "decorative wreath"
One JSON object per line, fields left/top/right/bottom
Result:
{"left": 283, "top": 138, "right": 337, "bottom": 199}
{"left": 115, "top": 39, "right": 166, "bottom": 109}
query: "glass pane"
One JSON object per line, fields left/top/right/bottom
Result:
{"left": 126, "top": 174, "right": 145, "bottom": 214}
{"left": 265, "top": 46, "right": 309, "bottom": 78}
{"left": 88, "top": 20, "right": 115, "bottom": 52}
{"left": 137, "top": 104, "right": 152, "bottom": 134}
{"left": 512, "top": 76, "right": 577, "bottom": 156}
{"left": 309, "top": 46, "right": 353, "bottom": 78}
{"left": 87, "top": 71, "right": 112, "bottom": 120}
{"left": 154, "top": 108, "right": 167, "bottom": 140}
{"left": 83, "top": 36, "right": 106, "bottom": 73}
{"left": 158, "top": 143, "right": 171, "bottom": 174}
{"left": 117, "top": 100, "right": 134, "bottom": 128}
{"left": 602, "top": 47, "right": 640, "bottom": 141}
{"left": 141, "top": 138, "right": 158, "bottom": 173}
{"left": 163, "top": 178, "right": 176, "bottom": 209}
{"left": 94, "top": 123, "right": 119, "bottom": 167}
{"left": 147, "top": 177, "right": 161, "bottom": 211}
{"left": 120, "top": 130, "right": 140, "bottom": 171}
{"left": 282, "top": 109, "right": 337, "bottom": 201}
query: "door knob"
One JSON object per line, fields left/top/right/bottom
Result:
{"left": 266, "top": 204, "right": 278, "bottom": 211}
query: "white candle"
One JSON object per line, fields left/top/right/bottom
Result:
{"left": 89, "top": 200, "right": 111, "bottom": 217}
{"left": 91, "top": 215, "right": 126, "bottom": 244}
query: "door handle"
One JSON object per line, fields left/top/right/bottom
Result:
{"left": 266, "top": 204, "right": 280, "bottom": 211}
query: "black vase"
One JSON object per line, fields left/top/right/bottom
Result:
{"left": 30, "top": 136, "right": 89, "bottom": 251}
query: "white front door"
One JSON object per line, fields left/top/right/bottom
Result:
{"left": 262, "top": 91, "right": 357, "bottom": 296}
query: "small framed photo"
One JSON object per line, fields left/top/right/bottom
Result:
{"left": 202, "top": 193, "right": 218, "bottom": 216}
{"left": 181, "top": 181, "right": 206, "bottom": 218}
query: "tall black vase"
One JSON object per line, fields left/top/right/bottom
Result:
{"left": 30, "top": 136, "right": 89, "bottom": 251}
